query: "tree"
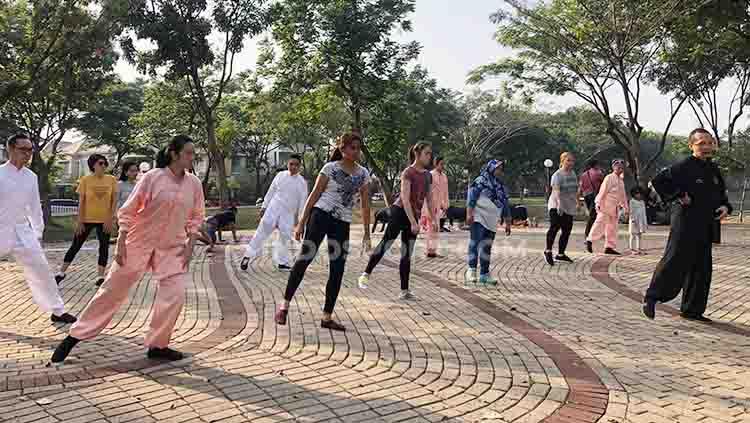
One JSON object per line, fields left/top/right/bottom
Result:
{"left": 76, "top": 79, "right": 146, "bottom": 168}
{"left": 261, "top": 0, "right": 420, "bottom": 202}
{"left": 121, "top": 0, "right": 271, "bottom": 203}
{"left": 469, "top": 0, "right": 696, "bottom": 183}
{"left": 1, "top": 1, "right": 122, "bottom": 222}
{"left": 654, "top": 0, "right": 750, "bottom": 148}
{"left": 0, "top": 0, "right": 127, "bottom": 107}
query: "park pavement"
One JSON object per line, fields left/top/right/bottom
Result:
{"left": 1, "top": 223, "right": 750, "bottom": 422}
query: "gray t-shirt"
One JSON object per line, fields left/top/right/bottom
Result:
{"left": 548, "top": 169, "right": 578, "bottom": 216}
{"left": 315, "top": 161, "right": 370, "bottom": 223}
{"left": 117, "top": 180, "right": 136, "bottom": 210}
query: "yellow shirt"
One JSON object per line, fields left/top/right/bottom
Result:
{"left": 77, "top": 174, "right": 118, "bottom": 223}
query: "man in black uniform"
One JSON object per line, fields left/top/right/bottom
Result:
{"left": 642, "top": 128, "right": 732, "bottom": 322}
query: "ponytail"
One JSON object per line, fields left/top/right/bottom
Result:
{"left": 328, "top": 147, "right": 343, "bottom": 162}
{"left": 409, "top": 142, "right": 431, "bottom": 164}
{"left": 156, "top": 135, "right": 194, "bottom": 168}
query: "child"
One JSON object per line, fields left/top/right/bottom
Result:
{"left": 629, "top": 187, "right": 647, "bottom": 255}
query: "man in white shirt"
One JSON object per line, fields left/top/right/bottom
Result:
{"left": 0, "top": 134, "right": 77, "bottom": 324}
{"left": 240, "top": 154, "right": 308, "bottom": 272}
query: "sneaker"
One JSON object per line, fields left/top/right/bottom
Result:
{"left": 585, "top": 241, "right": 593, "bottom": 253}
{"left": 95, "top": 278, "right": 105, "bottom": 287}
{"left": 147, "top": 347, "right": 184, "bottom": 361}
{"left": 544, "top": 251, "right": 554, "bottom": 266}
{"left": 465, "top": 269, "right": 478, "bottom": 285}
{"left": 50, "top": 313, "right": 77, "bottom": 324}
{"left": 240, "top": 257, "right": 250, "bottom": 271}
{"left": 642, "top": 300, "right": 656, "bottom": 320}
{"left": 50, "top": 335, "right": 80, "bottom": 363}
{"left": 275, "top": 307, "right": 288, "bottom": 325}
{"left": 478, "top": 274, "right": 498, "bottom": 286}
{"left": 277, "top": 264, "right": 292, "bottom": 272}
{"left": 399, "top": 290, "right": 416, "bottom": 301}
{"left": 321, "top": 319, "right": 346, "bottom": 331}
{"left": 680, "top": 312, "right": 712, "bottom": 323}
{"left": 555, "top": 254, "right": 573, "bottom": 263}
{"left": 604, "top": 248, "right": 621, "bottom": 255}
{"left": 358, "top": 273, "right": 369, "bottom": 289}
{"left": 54, "top": 273, "right": 66, "bottom": 285}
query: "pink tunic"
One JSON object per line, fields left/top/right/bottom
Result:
{"left": 117, "top": 168, "right": 205, "bottom": 279}
{"left": 595, "top": 173, "right": 628, "bottom": 217}
{"left": 420, "top": 170, "right": 449, "bottom": 229}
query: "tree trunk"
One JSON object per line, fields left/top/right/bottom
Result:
{"left": 206, "top": 116, "right": 228, "bottom": 205}
{"left": 353, "top": 105, "right": 395, "bottom": 206}
{"left": 30, "top": 152, "right": 52, "bottom": 225}
{"left": 202, "top": 153, "right": 213, "bottom": 198}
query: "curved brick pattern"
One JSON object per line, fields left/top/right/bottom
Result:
{"left": 2, "top": 224, "right": 750, "bottom": 423}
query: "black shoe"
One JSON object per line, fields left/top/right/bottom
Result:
{"left": 147, "top": 347, "right": 184, "bottom": 361}
{"left": 555, "top": 254, "right": 573, "bottom": 263}
{"left": 585, "top": 241, "right": 593, "bottom": 253}
{"left": 51, "top": 335, "right": 80, "bottom": 363}
{"left": 544, "top": 251, "right": 554, "bottom": 266}
{"left": 642, "top": 300, "right": 656, "bottom": 320}
{"left": 321, "top": 319, "right": 346, "bottom": 332}
{"left": 680, "top": 313, "right": 712, "bottom": 323}
{"left": 604, "top": 248, "right": 621, "bottom": 255}
{"left": 54, "top": 274, "right": 66, "bottom": 285}
{"left": 240, "top": 257, "right": 249, "bottom": 271}
{"left": 427, "top": 252, "right": 438, "bottom": 259}
{"left": 50, "top": 313, "right": 77, "bottom": 324}
{"left": 277, "top": 264, "right": 292, "bottom": 272}
{"left": 95, "top": 278, "right": 105, "bottom": 287}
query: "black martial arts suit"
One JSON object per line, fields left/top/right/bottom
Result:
{"left": 644, "top": 156, "right": 732, "bottom": 318}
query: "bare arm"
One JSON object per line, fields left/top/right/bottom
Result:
{"left": 401, "top": 178, "right": 417, "bottom": 227}
{"left": 360, "top": 184, "right": 371, "bottom": 239}
{"left": 298, "top": 174, "right": 328, "bottom": 229}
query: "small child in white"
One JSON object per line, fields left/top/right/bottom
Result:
{"left": 629, "top": 187, "right": 648, "bottom": 255}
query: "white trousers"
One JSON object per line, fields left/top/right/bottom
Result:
{"left": 244, "top": 204, "right": 294, "bottom": 266}
{"left": 0, "top": 226, "right": 65, "bottom": 315}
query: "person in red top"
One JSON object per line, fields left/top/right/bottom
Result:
{"left": 577, "top": 159, "right": 605, "bottom": 238}
{"left": 358, "top": 142, "right": 437, "bottom": 300}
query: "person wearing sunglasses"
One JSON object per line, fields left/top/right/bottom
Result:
{"left": 585, "top": 159, "right": 629, "bottom": 255}
{"left": 0, "top": 134, "right": 77, "bottom": 324}
{"left": 56, "top": 154, "right": 118, "bottom": 287}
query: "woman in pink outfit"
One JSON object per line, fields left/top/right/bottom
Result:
{"left": 51, "top": 135, "right": 205, "bottom": 363}
{"left": 420, "top": 156, "right": 449, "bottom": 258}
{"left": 586, "top": 159, "right": 629, "bottom": 255}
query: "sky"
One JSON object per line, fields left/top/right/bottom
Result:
{"left": 115, "top": 0, "right": 746, "bottom": 137}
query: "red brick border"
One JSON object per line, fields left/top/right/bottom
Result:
{"left": 393, "top": 262, "right": 610, "bottom": 423}
{"left": 591, "top": 256, "right": 750, "bottom": 337}
{"left": 2, "top": 247, "right": 247, "bottom": 391}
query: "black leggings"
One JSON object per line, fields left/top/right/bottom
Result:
{"left": 584, "top": 194, "right": 597, "bottom": 238}
{"left": 285, "top": 208, "right": 350, "bottom": 314}
{"left": 63, "top": 223, "right": 111, "bottom": 267}
{"left": 364, "top": 206, "right": 417, "bottom": 290}
{"left": 546, "top": 209, "right": 573, "bottom": 254}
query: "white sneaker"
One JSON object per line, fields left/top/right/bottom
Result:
{"left": 399, "top": 290, "right": 416, "bottom": 301}
{"left": 358, "top": 273, "right": 369, "bottom": 289}
{"left": 465, "top": 269, "right": 478, "bottom": 284}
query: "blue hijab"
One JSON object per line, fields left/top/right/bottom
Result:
{"left": 468, "top": 160, "right": 510, "bottom": 216}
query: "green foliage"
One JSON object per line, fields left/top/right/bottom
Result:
{"left": 76, "top": 79, "right": 146, "bottom": 166}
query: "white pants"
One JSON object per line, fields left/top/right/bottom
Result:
{"left": 629, "top": 233, "right": 642, "bottom": 251}
{"left": 244, "top": 205, "right": 294, "bottom": 266}
{"left": 0, "top": 226, "right": 66, "bottom": 315}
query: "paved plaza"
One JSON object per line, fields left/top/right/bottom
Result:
{"left": 2, "top": 224, "right": 750, "bottom": 423}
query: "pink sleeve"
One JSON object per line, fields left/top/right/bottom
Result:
{"left": 595, "top": 175, "right": 609, "bottom": 206}
{"left": 441, "top": 174, "right": 449, "bottom": 209}
{"left": 620, "top": 182, "right": 629, "bottom": 212}
{"left": 185, "top": 178, "right": 206, "bottom": 235}
{"left": 117, "top": 172, "right": 151, "bottom": 232}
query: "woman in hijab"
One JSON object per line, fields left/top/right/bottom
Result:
{"left": 465, "top": 160, "right": 512, "bottom": 285}
{"left": 586, "top": 159, "right": 629, "bottom": 255}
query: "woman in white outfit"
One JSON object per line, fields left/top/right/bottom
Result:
{"left": 240, "top": 154, "right": 308, "bottom": 272}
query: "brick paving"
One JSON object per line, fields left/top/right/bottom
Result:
{"left": 0, "top": 223, "right": 750, "bottom": 422}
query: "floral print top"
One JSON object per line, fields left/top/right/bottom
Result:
{"left": 315, "top": 161, "right": 370, "bottom": 223}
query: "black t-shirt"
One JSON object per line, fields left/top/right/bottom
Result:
{"left": 209, "top": 211, "right": 236, "bottom": 227}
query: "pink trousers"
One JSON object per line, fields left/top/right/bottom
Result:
{"left": 70, "top": 251, "right": 186, "bottom": 349}
{"left": 587, "top": 213, "right": 619, "bottom": 250}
